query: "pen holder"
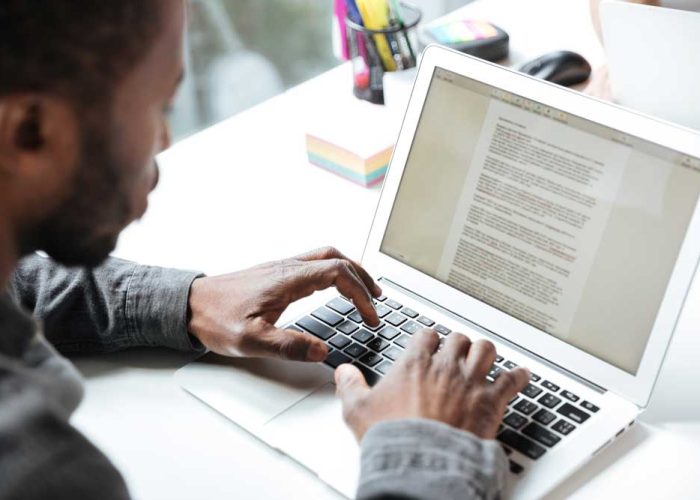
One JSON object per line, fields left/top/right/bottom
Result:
{"left": 346, "top": 3, "right": 421, "bottom": 105}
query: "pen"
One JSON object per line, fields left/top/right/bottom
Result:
{"left": 345, "top": 0, "right": 371, "bottom": 84}
{"left": 389, "top": 0, "right": 403, "bottom": 24}
{"left": 356, "top": 0, "right": 397, "bottom": 71}
{"left": 388, "top": 0, "right": 416, "bottom": 66}
{"left": 335, "top": 0, "right": 349, "bottom": 60}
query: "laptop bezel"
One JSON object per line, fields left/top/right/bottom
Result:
{"left": 362, "top": 45, "right": 700, "bottom": 408}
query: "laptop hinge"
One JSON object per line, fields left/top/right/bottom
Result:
{"left": 379, "top": 277, "right": 607, "bottom": 395}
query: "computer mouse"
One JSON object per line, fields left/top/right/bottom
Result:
{"left": 518, "top": 50, "right": 592, "bottom": 87}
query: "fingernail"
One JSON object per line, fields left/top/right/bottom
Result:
{"left": 335, "top": 364, "right": 352, "bottom": 384}
{"left": 308, "top": 342, "right": 328, "bottom": 362}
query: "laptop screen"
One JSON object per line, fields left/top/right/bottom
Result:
{"left": 380, "top": 67, "right": 700, "bottom": 375}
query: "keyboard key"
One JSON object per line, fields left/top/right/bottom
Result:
{"left": 348, "top": 311, "right": 363, "bottom": 323}
{"left": 296, "top": 317, "right": 335, "bottom": 340}
{"left": 401, "top": 307, "right": 419, "bottom": 318}
{"left": 497, "top": 429, "right": 546, "bottom": 460}
{"left": 509, "top": 460, "right": 524, "bottom": 474}
{"left": 503, "top": 412, "right": 528, "bottom": 430}
{"left": 530, "top": 373, "right": 541, "bottom": 382}
{"left": 336, "top": 320, "right": 359, "bottom": 335}
{"left": 367, "top": 337, "right": 389, "bottom": 352}
{"left": 504, "top": 360, "right": 518, "bottom": 369}
{"left": 378, "top": 326, "right": 400, "bottom": 341}
{"left": 522, "top": 422, "right": 561, "bottom": 447}
{"left": 375, "top": 304, "right": 392, "bottom": 318}
{"left": 385, "top": 299, "right": 403, "bottom": 310}
{"left": 362, "top": 322, "right": 384, "bottom": 332}
{"left": 351, "top": 329, "right": 374, "bottom": 344}
{"left": 326, "top": 298, "right": 354, "bottom": 316}
{"left": 495, "top": 354, "right": 504, "bottom": 363}
{"left": 416, "top": 316, "right": 435, "bottom": 327}
{"left": 400, "top": 321, "right": 420, "bottom": 334}
{"left": 538, "top": 393, "right": 562, "bottom": 409}
{"left": 552, "top": 419, "right": 576, "bottom": 435}
{"left": 344, "top": 343, "right": 368, "bottom": 358}
{"left": 359, "top": 352, "right": 383, "bottom": 367}
{"left": 329, "top": 334, "right": 352, "bottom": 350}
{"left": 353, "top": 363, "right": 381, "bottom": 386}
{"left": 394, "top": 334, "right": 411, "bottom": 348}
{"left": 561, "top": 390, "right": 579, "bottom": 402}
{"left": 311, "top": 307, "right": 343, "bottom": 327}
{"left": 556, "top": 403, "right": 590, "bottom": 424}
{"left": 383, "top": 345, "right": 404, "bottom": 361}
{"left": 376, "top": 360, "right": 393, "bottom": 375}
{"left": 514, "top": 399, "right": 538, "bottom": 416}
{"left": 488, "top": 365, "right": 503, "bottom": 379}
{"left": 434, "top": 324, "right": 451, "bottom": 335}
{"left": 532, "top": 409, "right": 556, "bottom": 426}
{"left": 521, "top": 383, "right": 543, "bottom": 399}
{"left": 541, "top": 380, "right": 560, "bottom": 392}
{"left": 375, "top": 294, "right": 387, "bottom": 302}
{"left": 581, "top": 401, "right": 600, "bottom": 413}
{"left": 385, "top": 312, "right": 407, "bottom": 327}
{"left": 324, "top": 350, "right": 351, "bottom": 368}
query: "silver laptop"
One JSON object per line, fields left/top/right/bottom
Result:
{"left": 176, "top": 45, "right": 700, "bottom": 499}
{"left": 601, "top": 0, "right": 700, "bottom": 130}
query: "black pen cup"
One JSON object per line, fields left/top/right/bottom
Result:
{"left": 345, "top": 4, "right": 422, "bottom": 105}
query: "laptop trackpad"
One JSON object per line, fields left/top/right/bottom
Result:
{"left": 174, "top": 353, "right": 333, "bottom": 432}
{"left": 261, "top": 383, "right": 360, "bottom": 498}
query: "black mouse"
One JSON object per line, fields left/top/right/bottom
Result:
{"left": 518, "top": 50, "right": 592, "bottom": 87}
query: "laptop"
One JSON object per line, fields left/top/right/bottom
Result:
{"left": 175, "top": 45, "right": 700, "bottom": 499}
{"left": 600, "top": 0, "right": 700, "bottom": 130}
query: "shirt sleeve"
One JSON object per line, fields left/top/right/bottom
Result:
{"left": 0, "top": 355, "right": 131, "bottom": 500}
{"left": 9, "top": 254, "right": 205, "bottom": 354}
{"left": 356, "top": 419, "right": 508, "bottom": 500}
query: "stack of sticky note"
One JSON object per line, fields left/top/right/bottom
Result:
{"left": 306, "top": 121, "right": 394, "bottom": 188}
{"left": 305, "top": 66, "right": 411, "bottom": 188}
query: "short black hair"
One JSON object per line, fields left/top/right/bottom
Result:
{"left": 0, "top": 1, "right": 164, "bottom": 107}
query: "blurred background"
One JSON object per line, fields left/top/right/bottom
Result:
{"left": 172, "top": 0, "right": 473, "bottom": 140}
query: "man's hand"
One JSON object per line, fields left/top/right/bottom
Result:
{"left": 336, "top": 329, "right": 530, "bottom": 441}
{"left": 187, "top": 247, "right": 382, "bottom": 362}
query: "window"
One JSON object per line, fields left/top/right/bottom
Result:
{"left": 171, "top": 0, "right": 472, "bottom": 140}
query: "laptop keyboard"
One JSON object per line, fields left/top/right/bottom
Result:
{"left": 289, "top": 295, "right": 601, "bottom": 474}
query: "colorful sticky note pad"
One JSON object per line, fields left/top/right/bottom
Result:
{"left": 429, "top": 20, "right": 498, "bottom": 44}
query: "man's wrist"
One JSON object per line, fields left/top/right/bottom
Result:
{"left": 186, "top": 276, "right": 203, "bottom": 337}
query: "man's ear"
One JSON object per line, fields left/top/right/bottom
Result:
{"left": 15, "top": 103, "right": 44, "bottom": 151}
{"left": 0, "top": 94, "right": 80, "bottom": 179}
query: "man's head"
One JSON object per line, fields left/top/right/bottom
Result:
{"left": 0, "top": 1, "right": 185, "bottom": 267}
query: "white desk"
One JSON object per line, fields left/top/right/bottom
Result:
{"left": 72, "top": 1, "right": 700, "bottom": 498}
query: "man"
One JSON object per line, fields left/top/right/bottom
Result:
{"left": 0, "top": 2, "right": 530, "bottom": 499}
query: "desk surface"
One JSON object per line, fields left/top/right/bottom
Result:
{"left": 73, "top": 1, "right": 700, "bottom": 499}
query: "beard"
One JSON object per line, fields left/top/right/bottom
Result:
{"left": 30, "top": 121, "right": 133, "bottom": 268}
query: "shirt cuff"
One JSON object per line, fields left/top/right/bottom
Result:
{"left": 357, "top": 419, "right": 508, "bottom": 500}
{"left": 125, "top": 265, "right": 206, "bottom": 353}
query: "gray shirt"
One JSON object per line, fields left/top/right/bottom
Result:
{"left": 0, "top": 254, "right": 507, "bottom": 500}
